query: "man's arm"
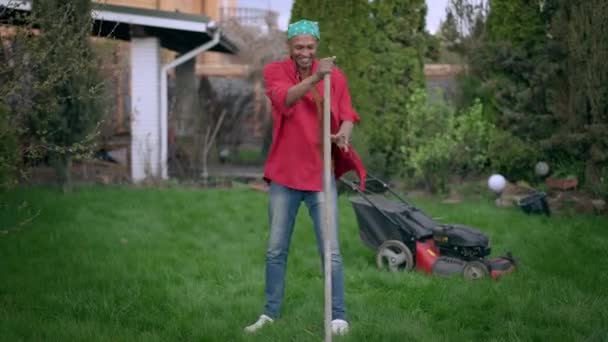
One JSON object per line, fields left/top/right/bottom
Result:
{"left": 285, "top": 56, "right": 336, "bottom": 107}
{"left": 263, "top": 64, "right": 297, "bottom": 117}
{"left": 285, "top": 73, "right": 321, "bottom": 107}
{"left": 331, "top": 69, "right": 360, "bottom": 152}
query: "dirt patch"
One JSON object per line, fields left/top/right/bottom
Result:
{"left": 495, "top": 182, "right": 536, "bottom": 208}
{"left": 546, "top": 190, "right": 605, "bottom": 214}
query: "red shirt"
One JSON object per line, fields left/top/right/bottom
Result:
{"left": 263, "top": 57, "right": 366, "bottom": 191}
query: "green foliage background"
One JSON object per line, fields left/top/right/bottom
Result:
{"left": 291, "top": 0, "right": 427, "bottom": 178}
{"left": 441, "top": 0, "right": 608, "bottom": 195}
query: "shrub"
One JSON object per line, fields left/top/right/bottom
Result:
{"left": 401, "top": 88, "right": 455, "bottom": 192}
{"left": 405, "top": 135, "right": 455, "bottom": 193}
{"left": 402, "top": 90, "right": 493, "bottom": 192}
{"left": 452, "top": 100, "right": 494, "bottom": 176}
{"left": 487, "top": 129, "right": 539, "bottom": 182}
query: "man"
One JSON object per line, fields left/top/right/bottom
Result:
{"left": 244, "top": 19, "right": 366, "bottom": 336}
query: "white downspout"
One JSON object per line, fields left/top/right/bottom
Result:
{"left": 160, "top": 27, "right": 221, "bottom": 179}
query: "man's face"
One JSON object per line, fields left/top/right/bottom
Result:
{"left": 288, "top": 35, "right": 318, "bottom": 69}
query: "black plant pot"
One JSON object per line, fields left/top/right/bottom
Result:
{"left": 518, "top": 192, "right": 551, "bottom": 216}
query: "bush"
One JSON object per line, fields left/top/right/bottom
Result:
{"left": 405, "top": 135, "right": 454, "bottom": 193}
{"left": 401, "top": 88, "right": 454, "bottom": 191}
{"left": 402, "top": 90, "right": 493, "bottom": 192}
{"left": 487, "top": 129, "right": 539, "bottom": 182}
{"left": 452, "top": 100, "right": 494, "bottom": 176}
{"left": 17, "top": 0, "right": 105, "bottom": 191}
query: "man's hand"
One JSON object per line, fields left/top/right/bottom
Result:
{"left": 315, "top": 56, "right": 336, "bottom": 79}
{"left": 331, "top": 121, "right": 354, "bottom": 152}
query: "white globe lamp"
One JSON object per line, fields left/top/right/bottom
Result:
{"left": 488, "top": 174, "right": 507, "bottom": 193}
{"left": 535, "top": 161, "right": 550, "bottom": 177}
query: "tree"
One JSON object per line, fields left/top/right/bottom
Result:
{"left": 486, "top": 0, "right": 546, "bottom": 48}
{"left": 466, "top": 0, "right": 558, "bottom": 140}
{"left": 1, "top": 0, "right": 106, "bottom": 191}
{"left": 440, "top": 0, "right": 488, "bottom": 56}
{"left": 290, "top": 0, "right": 372, "bottom": 115}
{"left": 543, "top": 0, "right": 608, "bottom": 188}
{"left": 364, "top": 0, "right": 427, "bottom": 178}
{"left": 424, "top": 31, "right": 441, "bottom": 63}
{"left": 290, "top": 0, "right": 427, "bottom": 178}
{"left": 31, "top": 0, "right": 105, "bottom": 191}
{"left": 439, "top": 9, "right": 460, "bottom": 48}
{"left": 462, "top": 0, "right": 608, "bottom": 193}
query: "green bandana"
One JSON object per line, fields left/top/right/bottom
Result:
{"left": 287, "top": 19, "right": 320, "bottom": 40}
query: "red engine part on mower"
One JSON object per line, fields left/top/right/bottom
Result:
{"left": 416, "top": 239, "right": 517, "bottom": 280}
{"left": 418, "top": 239, "right": 487, "bottom": 280}
{"left": 415, "top": 239, "right": 440, "bottom": 274}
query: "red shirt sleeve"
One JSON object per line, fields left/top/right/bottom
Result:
{"left": 263, "top": 62, "right": 297, "bottom": 117}
{"left": 334, "top": 69, "right": 360, "bottom": 124}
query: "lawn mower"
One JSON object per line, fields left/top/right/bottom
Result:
{"left": 340, "top": 175, "right": 517, "bottom": 280}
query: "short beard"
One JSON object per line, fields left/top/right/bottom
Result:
{"left": 294, "top": 58, "right": 312, "bottom": 72}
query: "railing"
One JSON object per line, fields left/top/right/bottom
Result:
{"left": 220, "top": 7, "right": 278, "bottom": 28}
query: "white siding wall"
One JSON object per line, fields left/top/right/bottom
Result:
{"left": 130, "top": 37, "right": 161, "bottom": 181}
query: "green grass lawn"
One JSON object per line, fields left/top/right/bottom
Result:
{"left": 1, "top": 185, "right": 607, "bottom": 341}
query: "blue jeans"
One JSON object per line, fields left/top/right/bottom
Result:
{"left": 263, "top": 180, "right": 346, "bottom": 321}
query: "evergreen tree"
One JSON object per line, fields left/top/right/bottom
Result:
{"left": 290, "top": 0, "right": 427, "bottom": 178}
{"left": 468, "top": 0, "right": 608, "bottom": 191}
{"left": 469, "top": 0, "right": 557, "bottom": 141}
{"left": 545, "top": 0, "right": 608, "bottom": 188}
{"left": 486, "top": 0, "right": 546, "bottom": 49}
{"left": 365, "top": 0, "right": 427, "bottom": 177}
{"left": 439, "top": 0, "right": 487, "bottom": 56}
{"left": 290, "top": 0, "right": 372, "bottom": 114}
{"left": 439, "top": 10, "right": 460, "bottom": 50}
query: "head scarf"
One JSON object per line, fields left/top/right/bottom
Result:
{"left": 287, "top": 19, "right": 320, "bottom": 40}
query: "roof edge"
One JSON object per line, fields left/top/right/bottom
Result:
{"left": 92, "top": 3, "right": 212, "bottom": 25}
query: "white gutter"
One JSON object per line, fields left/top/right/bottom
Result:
{"left": 93, "top": 9, "right": 208, "bottom": 33}
{"left": 160, "top": 27, "right": 221, "bottom": 179}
